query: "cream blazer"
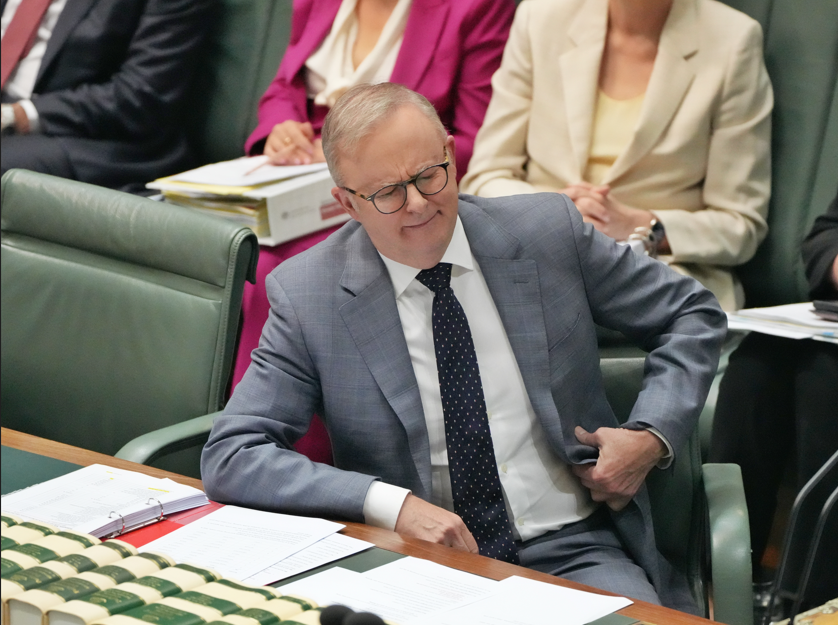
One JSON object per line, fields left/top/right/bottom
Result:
{"left": 461, "top": 0, "right": 773, "bottom": 310}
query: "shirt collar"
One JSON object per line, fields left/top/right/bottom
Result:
{"left": 379, "top": 216, "right": 474, "bottom": 299}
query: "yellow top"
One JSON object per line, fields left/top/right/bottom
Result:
{"left": 583, "top": 90, "right": 645, "bottom": 185}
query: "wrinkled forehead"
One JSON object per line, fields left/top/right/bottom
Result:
{"left": 335, "top": 106, "right": 447, "bottom": 187}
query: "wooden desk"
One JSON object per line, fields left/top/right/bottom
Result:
{"left": 1, "top": 428, "right": 715, "bottom": 625}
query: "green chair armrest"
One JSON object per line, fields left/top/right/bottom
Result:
{"left": 115, "top": 411, "right": 221, "bottom": 466}
{"left": 704, "top": 463, "right": 753, "bottom": 625}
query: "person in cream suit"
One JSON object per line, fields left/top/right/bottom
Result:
{"left": 203, "top": 84, "right": 726, "bottom": 612}
{"left": 461, "top": 0, "right": 773, "bottom": 311}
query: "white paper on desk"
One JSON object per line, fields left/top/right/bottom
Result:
{"left": 139, "top": 505, "right": 343, "bottom": 580}
{"left": 417, "top": 575, "right": 633, "bottom": 625}
{"left": 281, "top": 557, "right": 497, "bottom": 622}
{"left": 0, "top": 464, "right": 205, "bottom": 535}
{"left": 244, "top": 533, "right": 372, "bottom": 585}
{"left": 169, "top": 156, "right": 328, "bottom": 187}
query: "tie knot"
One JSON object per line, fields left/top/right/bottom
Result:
{"left": 416, "top": 262, "right": 452, "bottom": 293}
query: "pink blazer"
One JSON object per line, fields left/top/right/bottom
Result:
{"left": 244, "top": 0, "right": 515, "bottom": 177}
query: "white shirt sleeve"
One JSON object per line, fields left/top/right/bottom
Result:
{"left": 18, "top": 99, "right": 41, "bottom": 133}
{"left": 362, "top": 481, "right": 411, "bottom": 531}
{"left": 645, "top": 426, "right": 674, "bottom": 469}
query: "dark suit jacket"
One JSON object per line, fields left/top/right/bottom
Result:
{"left": 0, "top": 0, "right": 212, "bottom": 189}
{"left": 203, "top": 193, "right": 727, "bottom": 610}
{"left": 803, "top": 189, "right": 838, "bottom": 300}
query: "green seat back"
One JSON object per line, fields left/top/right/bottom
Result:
{"left": 0, "top": 170, "right": 258, "bottom": 477}
{"left": 600, "top": 357, "right": 708, "bottom": 615}
{"left": 185, "top": 0, "right": 294, "bottom": 164}
{"left": 724, "top": 0, "right": 838, "bottom": 306}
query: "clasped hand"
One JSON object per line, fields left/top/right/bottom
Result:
{"left": 572, "top": 426, "right": 667, "bottom": 511}
{"left": 264, "top": 120, "right": 326, "bottom": 165}
{"left": 560, "top": 182, "right": 652, "bottom": 241}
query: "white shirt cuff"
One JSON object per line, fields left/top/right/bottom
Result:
{"left": 363, "top": 481, "right": 411, "bottom": 531}
{"left": 18, "top": 99, "right": 40, "bottom": 133}
{"left": 646, "top": 426, "right": 674, "bottom": 469}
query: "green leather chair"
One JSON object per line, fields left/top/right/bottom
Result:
{"left": 698, "top": 0, "right": 838, "bottom": 456}
{"left": 0, "top": 170, "right": 258, "bottom": 478}
{"left": 184, "top": 0, "right": 293, "bottom": 165}
{"left": 601, "top": 357, "right": 753, "bottom": 625}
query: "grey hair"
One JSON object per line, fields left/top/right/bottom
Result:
{"left": 322, "top": 83, "right": 447, "bottom": 186}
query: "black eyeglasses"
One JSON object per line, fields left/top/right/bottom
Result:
{"left": 342, "top": 152, "right": 450, "bottom": 215}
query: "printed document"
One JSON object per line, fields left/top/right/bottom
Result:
{"left": 139, "top": 505, "right": 343, "bottom": 580}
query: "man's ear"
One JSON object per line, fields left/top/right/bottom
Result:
{"left": 445, "top": 134, "right": 457, "bottom": 181}
{"left": 332, "top": 187, "right": 359, "bottom": 221}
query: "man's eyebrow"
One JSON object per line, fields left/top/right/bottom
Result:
{"left": 371, "top": 151, "right": 447, "bottom": 189}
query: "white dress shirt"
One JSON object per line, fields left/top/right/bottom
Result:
{"left": 1, "top": 0, "right": 69, "bottom": 132}
{"left": 363, "top": 217, "right": 599, "bottom": 542}
{"left": 305, "top": 0, "right": 411, "bottom": 108}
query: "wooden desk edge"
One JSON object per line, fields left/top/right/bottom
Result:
{"left": 1, "top": 428, "right": 713, "bottom": 625}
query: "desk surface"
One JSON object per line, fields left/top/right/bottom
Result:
{"left": 1, "top": 428, "right": 714, "bottom": 625}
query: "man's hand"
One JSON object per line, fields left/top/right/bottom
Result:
{"left": 572, "top": 426, "right": 667, "bottom": 511}
{"left": 394, "top": 493, "right": 479, "bottom": 554}
{"left": 264, "top": 120, "right": 325, "bottom": 165}
{"left": 560, "top": 182, "right": 653, "bottom": 241}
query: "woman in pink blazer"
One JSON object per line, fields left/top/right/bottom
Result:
{"left": 234, "top": 0, "right": 515, "bottom": 462}
{"left": 245, "top": 0, "right": 515, "bottom": 177}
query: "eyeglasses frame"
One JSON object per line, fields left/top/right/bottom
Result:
{"left": 341, "top": 151, "right": 450, "bottom": 215}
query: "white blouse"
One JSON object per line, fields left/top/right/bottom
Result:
{"left": 305, "top": 0, "right": 413, "bottom": 108}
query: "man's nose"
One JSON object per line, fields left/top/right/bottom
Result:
{"left": 403, "top": 183, "right": 428, "bottom": 213}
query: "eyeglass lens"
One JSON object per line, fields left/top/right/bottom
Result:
{"left": 374, "top": 164, "right": 448, "bottom": 214}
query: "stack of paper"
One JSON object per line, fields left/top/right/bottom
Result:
{"left": 147, "top": 158, "right": 348, "bottom": 245}
{"left": 727, "top": 302, "right": 838, "bottom": 343}
{"left": 280, "top": 557, "right": 633, "bottom": 625}
{"left": 0, "top": 464, "right": 208, "bottom": 538}
{"left": 140, "top": 506, "right": 372, "bottom": 585}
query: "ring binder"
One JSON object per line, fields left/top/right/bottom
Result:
{"left": 108, "top": 511, "right": 126, "bottom": 536}
{"left": 146, "top": 498, "right": 165, "bottom": 521}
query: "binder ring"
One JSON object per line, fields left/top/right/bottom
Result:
{"left": 108, "top": 511, "right": 126, "bottom": 535}
{"left": 146, "top": 497, "right": 164, "bottom": 521}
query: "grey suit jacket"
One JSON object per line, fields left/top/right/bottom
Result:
{"left": 203, "top": 193, "right": 725, "bottom": 608}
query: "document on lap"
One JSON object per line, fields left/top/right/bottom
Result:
{"left": 726, "top": 302, "right": 838, "bottom": 342}
{"left": 137, "top": 505, "right": 343, "bottom": 581}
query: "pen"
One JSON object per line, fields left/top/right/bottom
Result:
{"left": 244, "top": 159, "right": 271, "bottom": 176}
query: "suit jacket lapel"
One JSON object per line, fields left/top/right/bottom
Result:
{"left": 559, "top": 0, "right": 608, "bottom": 179}
{"left": 605, "top": 0, "right": 698, "bottom": 183}
{"left": 459, "top": 203, "right": 568, "bottom": 461}
{"left": 390, "top": 0, "right": 449, "bottom": 88}
{"left": 283, "top": 0, "right": 341, "bottom": 81}
{"left": 338, "top": 226, "right": 432, "bottom": 498}
{"left": 35, "top": 0, "right": 97, "bottom": 88}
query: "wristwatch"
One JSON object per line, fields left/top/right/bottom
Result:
{"left": 627, "top": 218, "right": 666, "bottom": 259}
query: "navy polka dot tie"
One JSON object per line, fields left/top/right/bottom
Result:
{"left": 416, "top": 262, "right": 519, "bottom": 564}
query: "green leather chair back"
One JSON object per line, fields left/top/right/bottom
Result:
{"left": 185, "top": 0, "right": 294, "bottom": 164}
{"left": 0, "top": 170, "right": 258, "bottom": 477}
{"left": 723, "top": 0, "right": 838, "bottom": 306}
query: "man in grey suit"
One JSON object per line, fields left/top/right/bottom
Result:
{"left": 202, "top": 84, "right": 726, "bottom": 613}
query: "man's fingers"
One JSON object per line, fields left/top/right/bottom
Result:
{"left": 459, "top": 526, "right": 480, "bottom": 554}
{"left": 575, "top": 426, "right": 599, "bottom": 447}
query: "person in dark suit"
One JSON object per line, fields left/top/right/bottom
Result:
{"left": 202, "top": 83, "right": 726, "bottom": 611}
{"left": 710, "top": 190, "right": 838, "bottom": 608}
{"left": 1, "top": 0, "right": 212, "bottom": 191}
